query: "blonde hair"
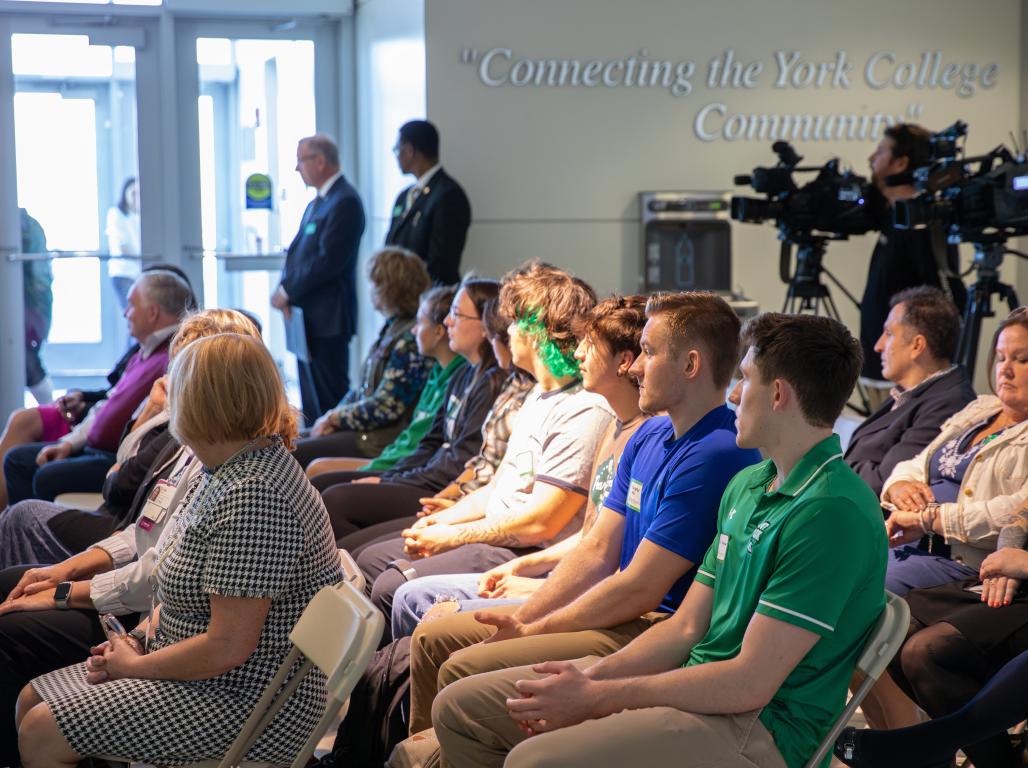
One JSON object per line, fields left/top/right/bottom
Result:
{"left": 169, "top": 309, "right": 260, "bottom": 359}
{"left": 168, "top": 333, "right": 298, "bottom": 450}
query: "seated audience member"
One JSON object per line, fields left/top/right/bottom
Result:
{"left": 318, "top": 285, "right": 465, "bottom": 480}
{"left": 880, "top": 307, "right": 1028, "bottom": 596}
{"left": 400, "top": 292, "right": 761, "bottom": 739}
{"left": 0, "top": 265, "right": 195, "bottom": 508}
{"left": 839, "top": 536, "right": 1028, "bottom": 768}
{"left": 318, "top": 279, "right": 507, "bottom": 542}
{"left": 389, "top": 295, "right": 652, "bottom": 641}
{"left": 15, "top": 333, "right": 341, "bottom": 767}
{"left": 0, "top": 310, "right": 260, "bottom": 571}
{"left": 837, "top": 649, "right": 1028, "bottom": 768}
{"left": 431, "top": 313, "right": 887, "bottom": 768}
{"left": 3, "top": 270, "right": 193, "bottom": 504}
{"left": 0, "top": 310, "right": 260, "bottom": 766}
{"left": 291, "top": 248, "right": 433, "bottom": 468}
{"left": 845, "top": 286, "right": 975, "bottom": 496}
{"left": 329, "top": 296, "right": 534, "bottom": 553}
{"left": 356, "top": 262, "right": 612, "bottom": 632}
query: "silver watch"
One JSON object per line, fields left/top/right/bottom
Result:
{"left": 54, "top": 581, "right": 73, "bottom": 610}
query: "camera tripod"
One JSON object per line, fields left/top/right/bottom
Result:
{"left": 780, "top": 236, "right": 871, "bottom": 416}
{"left": 956, "top": 240, "right": 1021, "bottom": 374}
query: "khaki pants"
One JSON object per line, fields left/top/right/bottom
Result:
{"left": 409, "top": 607, "right": 662, "bottom": 733}
{"left": 433, "top": 656, "right": 788, "bottom": 768}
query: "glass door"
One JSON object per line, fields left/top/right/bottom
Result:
{"left": 178, "top": 19, "right": 338, "bottom": 412}
{"left": 5, "top": 26, "right": 145, "bottom": 399}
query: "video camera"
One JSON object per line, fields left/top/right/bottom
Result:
{"left": 893, "top": 121, "right": 1028, "bottom": 243}
{"left": 893, "top": 120, "right": 1028, "bottom": 374}
{"left": 731, "top": 141, "right": 876, "bottom": 242}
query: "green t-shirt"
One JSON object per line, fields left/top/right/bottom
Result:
{"left": 362, "top": 356, "right": 467, "bottom": 472}
{"left": 690, "top": 435, "right": 887, "bottom": 768}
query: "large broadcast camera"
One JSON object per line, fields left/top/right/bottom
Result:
{"left": 732, "top": 141, "right": 878, "bottom": 413}
{"left": 731, "top": 141, "right": 876, "bottom": 244}
{"left": 893, "top": 120, "right": 1028, "bottom": 372}
{"left": 731, "top": 142, "right": 875, "bottom": 304}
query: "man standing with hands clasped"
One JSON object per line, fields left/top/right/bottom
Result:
{"left": 385, "top": 120, "right": 471, "bottom": 286}
{"left": 273, "top": 134, "right": 365, "bottom": 425}
{"left": 433, "top": 313, "right": 888, "bottom": 768}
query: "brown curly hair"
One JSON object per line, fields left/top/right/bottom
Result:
{"left": 368, "top": 247, "right": 431, "bottom": 318}
{"left": 499, "top": 261, "right": 597, "bottom": 361}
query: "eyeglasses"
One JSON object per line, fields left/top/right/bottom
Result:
{"left": 296, "top": 154, "right": 321, "bottom": 164}
{"left": 448, "top": 307, "right": 480, "bottom": 322}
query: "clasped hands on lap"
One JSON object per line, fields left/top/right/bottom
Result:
{"left": 882, "top": 480, "right": 938, "bottom": 546}
{"left": 884, "top": 480, "right": 1028, "bottom": 608}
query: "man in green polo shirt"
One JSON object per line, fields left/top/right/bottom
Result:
{"left": 433, "top": 313, "right": 888, "bottom": 768}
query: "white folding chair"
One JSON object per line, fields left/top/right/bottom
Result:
{"left": 804, "top": 590, "right": 911, "bottom": 768}
{"left": 94, "top": 580, "right": 384, "bottom": 768}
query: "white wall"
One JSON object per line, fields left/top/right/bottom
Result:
{"left": 353, "top": 0, "right": 425, "bottom": 354}
{"left": 425, "top": 0, "right": 1024, "bottom": 387}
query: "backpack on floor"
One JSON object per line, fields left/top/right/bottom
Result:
{"left": 320, "top": 635, "right": 412, "bottom": 768}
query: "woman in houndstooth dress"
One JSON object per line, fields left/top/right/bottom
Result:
{"left": 17, "top": 334, "right": 342, "bottom": 766}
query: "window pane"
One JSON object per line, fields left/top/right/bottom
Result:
{"left": 12, "top": 34, "right": 112, "bottom": 78}
{"left": 14, "top": 92, "right": 100, "bottom": 251}
{"left": 7, "top": 0, "right": 161, "bottom": 4}
{"left": 50, "top": 258, "right": 103, "bottom": 344}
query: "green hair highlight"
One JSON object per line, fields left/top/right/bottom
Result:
{"left": 516, "top": 310, "right": 580, "bottom": 378}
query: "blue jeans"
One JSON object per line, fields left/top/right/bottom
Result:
{"left": 391, "top": 573, "right": 525, "bottom": 639}
{"left": 3, "top": 442, "right": 116, "bottom": 504}
{"left": 885, "top": 544, "right": 979, "bottom": 596}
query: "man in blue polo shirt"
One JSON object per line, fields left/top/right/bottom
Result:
{"left": 402, "top": 291, "right": 760, "bottom": 735}
{"left": 433, "top": 313, "right": 887, "bottom": 768}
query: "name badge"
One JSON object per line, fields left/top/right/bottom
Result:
{"left": 626, "top": 479, "right": 643, "bottom": 512}
{"left": 139, "top": 479, "right": 176, "bottom": 531}
{"left": 716, "top": 533, "right": 729, "bottom": 561}
{"left": 516, "top": 450, "right": 535, "bottom": 478}
{"left": 304, "top": 221, "right": 317, "bottom": 236}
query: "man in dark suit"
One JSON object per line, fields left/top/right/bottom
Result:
{"left": 845, "top": 285, "right": 976, "bottom": 496}
{"left": 273, "top": 134, "right": 365, "bottom": 424}
{"left": 385, "top": 120, "right": 470, "bottom": 285}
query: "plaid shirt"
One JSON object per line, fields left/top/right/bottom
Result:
{"left": 457, "top": 373, "right": 534, "bottom": 495}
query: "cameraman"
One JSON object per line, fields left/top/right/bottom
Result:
{"left": 861, "top": 123, "right": 966, "bottom": 406}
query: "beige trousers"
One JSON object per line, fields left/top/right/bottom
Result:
{"left": 432, "top": 656, "right": 788, "bottom": 768}
{"left": 408, "top": 606, "right": 661, "bottom": 733}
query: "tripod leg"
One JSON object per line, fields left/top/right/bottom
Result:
{"left": 957, "top": 289, "right": 989, "bottom": 376}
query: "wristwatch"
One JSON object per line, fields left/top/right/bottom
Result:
{"left": 54, "top": 581, "right": 73, "bottom": 610}
{"left": 385, "top": 559, "right": 418, "bottom": 582}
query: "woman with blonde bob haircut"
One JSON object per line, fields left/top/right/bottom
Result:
{"left": 169, "top": 332, "right": 298, "bottom": 452}
{"left": 17, "top": 332, "right": 340, "bottom": 768}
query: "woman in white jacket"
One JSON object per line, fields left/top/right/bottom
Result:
{"left": 881, "top": 307, "right": 1028, "bottom": 595}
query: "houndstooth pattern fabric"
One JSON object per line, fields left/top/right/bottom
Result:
{"left": 32, "top": 440, "right": 342, "bottom": 765}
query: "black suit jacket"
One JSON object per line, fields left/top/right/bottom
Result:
{"left": 845, "top": 366, "right": 976, "bottom": 496}
{"left": 385, "top": 167, "right": 471, "bottom": 285}
{"left": 281, "top": 175, "right": 366, "bottom": 339}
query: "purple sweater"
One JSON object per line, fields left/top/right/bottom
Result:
{"left": 87, "top": 341, "right": 170, "bottom": 453}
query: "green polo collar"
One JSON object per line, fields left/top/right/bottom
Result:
{"left": 748, "top": 434, "right": 844, "bottom": 498}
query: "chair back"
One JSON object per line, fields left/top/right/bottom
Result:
{"left": 290, "top": 580, "right": 384, "bottom": 703}
{"left": 803, "top": 590, "right": 910, "bottom": 768}
{"left": 338, "top": 548, "right": 366, "bottom": 593}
